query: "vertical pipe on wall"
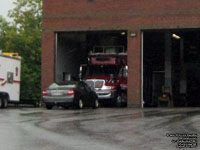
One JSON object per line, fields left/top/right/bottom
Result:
{"left": 179, "top": 38, "right": 186, "bottom": 94}
{"left": 54, "top": 32, "right": 58, "bottom": 82}
{"left": 141, "top": 31, "right": 144, "bottom": 108}
{"left": 164, "top": 31, "right": 172, "bottom": 94}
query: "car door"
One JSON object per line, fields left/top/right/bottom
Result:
{"left": 83, "top": 82, "right": 95, "bottom": 104}
{"left": 78, "top": 82, "right": 90, "bottom": 104}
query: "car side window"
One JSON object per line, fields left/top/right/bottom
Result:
{"left": 78, "top": 83, "right": 85, "bottom": 90}
{"left": 84, "top": 84, "right": 91, "bottom": 92}
{"left": 80, "top": 82, "right": 91, "bottom": 92}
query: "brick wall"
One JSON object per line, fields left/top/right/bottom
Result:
{"left": 42, "top": 32, "right": 55, "bottom": 90}
{"left": 127, "top": 30, "right": 141, "bottom": 106}
{"left": 43, "top": 0, "right": 200, "bottom": 31}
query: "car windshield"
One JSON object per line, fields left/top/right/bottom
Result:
{"left": 86, "top": 65, "right": 120, "bottom": 76}
{"left": 49, "top": 82, "right": 77, "bottom": 89}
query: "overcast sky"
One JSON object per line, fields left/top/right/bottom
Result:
{"left": 0, "top": 0, "right": 15, "bottom": 20}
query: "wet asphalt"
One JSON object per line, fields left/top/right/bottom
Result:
{"left": 0, "top": 107, "right": 199, "bottom": 150}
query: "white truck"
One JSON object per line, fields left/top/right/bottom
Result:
{"left": 0, "top": 51, "right": 21, "bottom": 108}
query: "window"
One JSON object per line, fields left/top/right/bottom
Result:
{"left": 84, "top": 83, "right": 91, "bottom": 92}
{"left": 79, "top": 82, "right": 91, "bottom": 92}
{"left": 78, "top": 82, "right": 85, "bottom": 90}
{"left": 7, "top": 72, "right": 14, "bottom": 83}
{"left": 86, "top": 65, "right": 120, "bottom": 77}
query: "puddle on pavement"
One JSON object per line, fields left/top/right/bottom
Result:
{"left": 20, "top": 112, "right": 44, "bottom": 117}
{"left": 143, "top": 110, "right": 200, "bottom": 118}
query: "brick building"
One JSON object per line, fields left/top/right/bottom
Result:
{"left": 42, "top": 0, "right": 200, "bottom": 107}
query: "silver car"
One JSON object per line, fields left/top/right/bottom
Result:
{"left": 42, "top": 81, "right": 99, "bottom": 109}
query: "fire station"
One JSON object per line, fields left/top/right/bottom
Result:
{"left": 42, "top": 0, "right": 200, "bottom": 107}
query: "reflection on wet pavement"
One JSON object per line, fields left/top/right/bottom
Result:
{"left": 0, "top": 107, "right": 199, "bottom": 150}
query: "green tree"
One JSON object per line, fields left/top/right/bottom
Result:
{"left": 0, "top": 0, "right": 42, "bottom": 101}
{"left": 0, "top": 16, "right": 10, "bottom": 50}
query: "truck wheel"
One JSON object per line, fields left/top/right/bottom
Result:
{"left": 116, "top": 95, "right": 122, "bottom": 107}
{"left": 46, "top": 105, "right": 53, "bottom": 110}
{"left": 0, "top": 97, "right": 3, "bottom": 108}
{"left": 93, "top": 99, "right": 99, "bottom": 109}
{"left": 78, "top": 99, "right": 84, "bottom": 109}
{"left": 3, "top": 97, "right": 8, "bottom": 108}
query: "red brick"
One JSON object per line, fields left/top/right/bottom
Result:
{"left": 128, "top": 30, "right": 141, "bottom": 106}
{"left": 42, "top": 32, "right": 55, "bottom": 90}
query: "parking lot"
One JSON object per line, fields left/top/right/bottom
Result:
{"left": 0, "top": 107, "right": 199, "bottom": 150}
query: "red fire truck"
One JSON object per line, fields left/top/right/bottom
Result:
{"left": 83, "top": 46, "right": 127, "bottom": 107}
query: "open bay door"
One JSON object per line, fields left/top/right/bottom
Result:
{"left": 143, "top": 29, "right": 200, "bottom": 107}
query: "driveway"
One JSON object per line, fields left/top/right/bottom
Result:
{"left": 0, "top": 107, "right": 199, "bottom": 150}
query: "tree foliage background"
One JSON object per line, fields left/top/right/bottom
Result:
{"left": 0, "top": 0, "right": 42, "bottom": 100}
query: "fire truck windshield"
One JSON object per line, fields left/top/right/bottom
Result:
{"left": 86, "top": 65, "right": 120, "bottom": 77}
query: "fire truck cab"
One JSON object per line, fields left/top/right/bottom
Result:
{"left": 83, "top": 46, "right": 127, "bottom": 107}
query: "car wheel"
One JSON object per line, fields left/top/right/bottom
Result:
{"left": 0, "top": 97, "right": 3, "bottom": 108}
{"left": 3, "top": 97, "right": 8, "bottom": 108}
{"left": 46, "top": 104, "right": 53, "bottom": 110}
{"left": 78, "top": 99, "right": 84, "bottom": 109}
{"left": 93, "top": 99, "right": 99, "bottom": 109}
{"left": 116, "top": 95, "right": 122, "bottom": 107}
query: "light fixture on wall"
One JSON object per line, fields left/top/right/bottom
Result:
{"left": 121, "top": 32, "right": 126, "bottom": 35}
{"left": 172, "top": 33, "right": 181, "bottom": 39}
{"left": 130, "top": 32, "right": 137, "bottom": 38}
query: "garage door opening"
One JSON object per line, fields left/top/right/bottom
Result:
{"left": 55, "top": 30, "right": 127, "bottom": 82}
{"left": 55, "top": 30, "right": 128, "bottom": 106}
{"left": 143, "top": 29, "right": 200, "bottom": 107}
